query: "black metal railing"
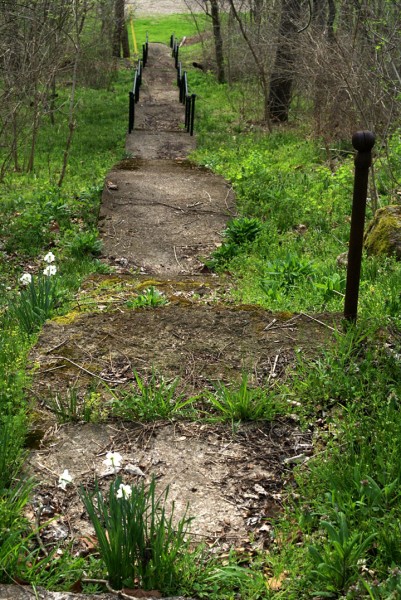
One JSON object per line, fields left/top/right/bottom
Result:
{"left": 128, "top": 32, "right": 149, "bottom": 134}
{"left": 143, "top": 31, "right": 149, "bottom": 68}
{"left": 172, "top": 35, "right": 196, "bottom": 136}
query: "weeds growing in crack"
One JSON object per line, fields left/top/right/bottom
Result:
{"left": 205, "top": 372, "right": 282, "bottom": 423}
{"left": 108, "top": 370, "right": 198, "bottom": 421}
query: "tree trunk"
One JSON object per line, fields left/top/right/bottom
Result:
{"left": 210, "top": 0, "right": 225, "bottom": 83}
{"left": 113, "top": 0, "right": 130, "bottom": 58}
{"left": 252, "top": 0, "right": 264, "bottom": 25}
{"left": 268, "top": 0, "right": 301, "bottom": 122}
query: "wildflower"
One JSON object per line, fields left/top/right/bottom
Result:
{"left": 19, "top": 273, "right": 32, "bottom": 285}
{"left": 116, "top": 483, "right": 132, "bottom": 499}
{"left": 43, "top": 265, "right": 57, "bottom": 277}
{"left": 103, "top": 451, "right": 123, "bottom": 471}
{"left": 58, "top": 469, "right": 73, "bottom": 490}
{"left": 44, "top": 251, "right": 56, "bottom": 263}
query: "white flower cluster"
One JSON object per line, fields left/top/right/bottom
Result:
{"left": 103, "top": 451, "right": 122, "bottom": 472}
{"left": 19, "top": 251, "right": 57, "bottom": 285}
{"left": 58, "top": 452, "right": 136, "bottom": 500}
{"left": 43, "top": 251, "right": 57, "bottom": 277}
{"left": 116, "top": 483, "right": 133, "bottom": 499}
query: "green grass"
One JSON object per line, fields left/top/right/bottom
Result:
{"left": 265, "top": 323, "right": 401, "bottom": 598}
{"left": 188, "top": 67, "right": 401, "bottom": 323}
{"left": 131, "top": 13, "right": 208, "bottom": 48}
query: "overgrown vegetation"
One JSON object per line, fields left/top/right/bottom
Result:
{"left": 2, "top": 5, "right": 401, "bottom": 599}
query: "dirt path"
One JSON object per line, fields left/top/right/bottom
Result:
{"left": 100, "top": 43, "right": 234, "bottom": 275}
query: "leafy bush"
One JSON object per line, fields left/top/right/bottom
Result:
{"left": 260, "top": 253, "right": 315, "bottom": 301}
{"left": 308, "top": 512, "right": 376, "bottom": 597}
{"left": 63, "top": 229, "right": 102, "bottom": 258}
{"left": 207, "top": 217, "right": 262, "bottom": 269}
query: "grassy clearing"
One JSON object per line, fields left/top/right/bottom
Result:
{"left": 1, "top": 10, "right": 401, "bottom": 599}
{"left": 131, "top": 13, "right": 208, "bottom": 48}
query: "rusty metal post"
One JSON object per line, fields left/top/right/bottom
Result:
{"left": 344, "top": 131, "right": 376, "bottom": 323}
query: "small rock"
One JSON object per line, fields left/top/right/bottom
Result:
{"left": 336, "top": 251, "right": 348, "bottom": 268}
{"left": 107, "top": 181, "right": 119, "bottom": 191}
{"left": 364, "top": 204, "right": 401, "bottom": 259}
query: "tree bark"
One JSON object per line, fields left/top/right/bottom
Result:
{"left": 268, "top": 0, "right": 301, "bottom": 122}
{"left": 113, "top": 0, "right": 130, "bottom": 58}
{"left": 210, "top": 0, "right": 225, "bottom": 83}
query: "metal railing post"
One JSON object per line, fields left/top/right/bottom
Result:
{"left": 344, "top": 131, "right": 376, "bottom": 323}
{"left": 181, "top": 72, "right": 188, "bottom": 105}
{"left": 179, "top": 71, "right": 184, "bottom": 103}
{"left": 185, "top": 95, "right": 191, "bottom": 130}
{"left": 128, "top": 91, "right": 135, "bottom": 133}
{"left": 174, "top": 44, "right": 179, "bottom": 69}
{"left": 170, "top": 34, "right": 174, "bottom": 49}
{"left": 190, "top": 93, "right": 196, "bottom": 136}
{"left": 177, "top": 61, "right": 181, "bottom": 87}
{"left": 134, "top": 70, "right": 139, "bottom": 103}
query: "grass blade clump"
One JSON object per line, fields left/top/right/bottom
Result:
{"left": 206, "top": 372, "right": 280, "bottom": 422}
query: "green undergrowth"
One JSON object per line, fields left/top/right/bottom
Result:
{"left": 0, "top": 44, "right": 130, "bottom": 586}
{"left": 188, "top": 69, "right": 401, "bottom": 324}
{"left": 44, "top": 370, "right": 283, "bottom": 426}
{"left": 266, "top": 322, "right": 401, "bottom": 598}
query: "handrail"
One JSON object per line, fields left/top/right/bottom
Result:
{"left": 172, "top": 35, "right": 196, "bottom": 136}
{"left": 128, "top": 32, "right": 149, "bottom": 134}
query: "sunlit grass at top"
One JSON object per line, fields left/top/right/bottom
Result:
{"left": 130, "top": 13, "right": 208, "bottom": 48}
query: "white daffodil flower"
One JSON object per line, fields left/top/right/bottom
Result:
{"left": 58, "top": 469, "right": 73, "bottom": 490}
{"left": 19, "top": 273, "right": 32, "bottom": 285}
{"left": 116, "top": 483, "right": 132, "bottom": 499}
{"left": 44, "top": 251, "right": 56, "bottom": 263}
{"left": 43, "top": 265, "right": 57, "bottom": 277}
{"left": 103, "top": 451, "right": 123, "bottom": 471}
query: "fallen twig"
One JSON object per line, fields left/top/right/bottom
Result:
{"left": 173, "top": 246, "right": 188, "bottom": 272}
{"left": 300, "top": 312, "right": 341, "bottom": 334}
{"left": 50, "top": 356, "right": 123, "bottom": 384}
